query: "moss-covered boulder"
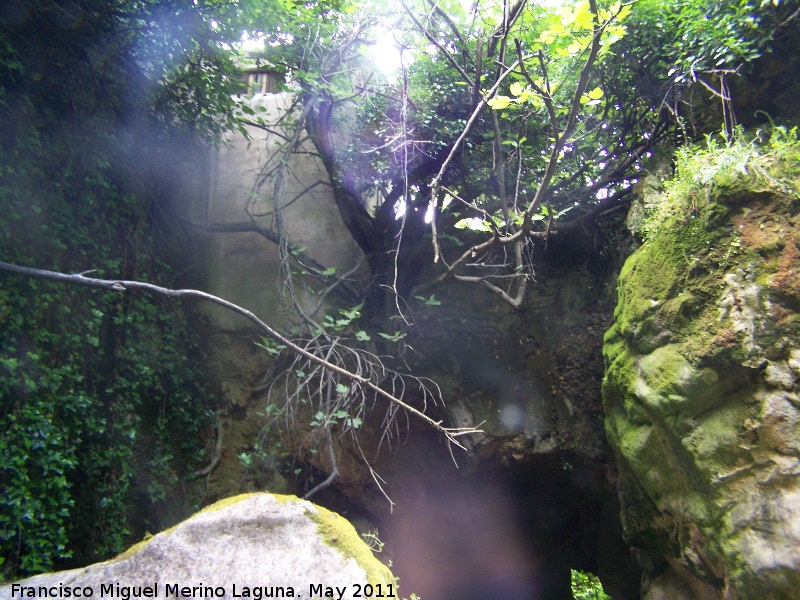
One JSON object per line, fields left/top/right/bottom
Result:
{"left": 603, "top": 137, "right": 800, "bottom": 599}
{"left": 0, "top": 494, "right": 396, "bottom": 600}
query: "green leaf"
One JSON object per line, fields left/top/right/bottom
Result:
{"left": 509, "top": 81, "right": 526, "bottom": 97}
{"left": 487, "top": 95, "right": 513, "bottom": 110}
{"left": 340, "top": 304, "right": 362, "bottom": 321}
{"left": 378, "top": 331, "right": 406, "bottom": 342}
{"left": 414, "top": 294, "right": 441, "bottom": 306}
{"left": 587, "top": 86, "right": 604, "bottom": 100}
{"left": 454, "top": 217, "right": 493, "bottom": 232}
{"left": 572, "top": 1, "right": 595, "bottom": 30}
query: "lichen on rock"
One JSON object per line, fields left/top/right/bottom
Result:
{"left": 0, "top": 494, "right": 395, "bottom": 600}
{"left": 603, "top": 135, "right": 800, "bottom": 599}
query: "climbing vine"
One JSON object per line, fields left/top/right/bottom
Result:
{"left": 0, "top": 166, "right": 215, "bottom": 577}
{"left": 0, "top": 0, "right": 235, "bottom": 579}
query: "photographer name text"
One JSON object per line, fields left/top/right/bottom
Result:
{"left": 10, "top": 583, "right": 396, "bottom": 600}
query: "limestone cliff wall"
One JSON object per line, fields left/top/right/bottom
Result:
{"left": 603, "top": 141, "right": 800, "bottom": 598}
{"left": 178, "top": 92, "right": 360, "bottom": 330}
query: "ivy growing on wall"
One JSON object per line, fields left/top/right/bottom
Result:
{"left": 0, "top": 133, "right": 215, "bottom": 577}
{"left": 0, "top": 0, "right": 230, "bottom": 579}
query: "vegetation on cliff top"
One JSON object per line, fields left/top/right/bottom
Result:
{"left": 610, "top": 124, "right": 800, "bottom": 366}
{"left": 640, "top": 125, "right": 800, "bottom": 240}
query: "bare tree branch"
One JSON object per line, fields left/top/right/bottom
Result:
{"left": 0, "top": 261, "right": 481, "bottom": 448}
{"left": 401, "top": 0, "right": 475, "bottom": 87}
{"left": 521, "top": 0, "right": 603, "bottom": 226}
{"left": 182, "top": 219, "right": 361, "bottom": 304}
{"left": 429, "top": 52, "right": 529, "bottom": 192}
{"left": 424, "top": 0, "right": 624, "bottom": 308}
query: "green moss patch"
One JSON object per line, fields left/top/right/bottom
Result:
{"left": 307, "top": 504, "right": 395, "bottom": 587}
{"left": 602, "top": 128, "right": 800, "bottom": 597}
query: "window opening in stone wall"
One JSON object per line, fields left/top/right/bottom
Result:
{"left": 245, "top": 71, "right": 282, "bottom": 95}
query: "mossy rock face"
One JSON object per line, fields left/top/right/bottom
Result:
{"left": 0, "top": 494, "right": 395, "bottom": 600}
{"left": 603, "top": 152, "right": 800, "bottom": 599}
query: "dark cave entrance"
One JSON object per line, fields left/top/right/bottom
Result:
{"left": 349, "top": 443, "right": 642, "bottom": 600}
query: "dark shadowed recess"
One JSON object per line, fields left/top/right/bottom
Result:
{"left": 315, "top": 431, "right": 640, "bottom": 600}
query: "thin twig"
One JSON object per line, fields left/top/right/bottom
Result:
{"left": 304, "top": 428, "right": 339, "bottom": 500}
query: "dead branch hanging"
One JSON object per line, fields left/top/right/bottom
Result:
{"left": 0, "top": 261, "right": 481, "bottom": 450}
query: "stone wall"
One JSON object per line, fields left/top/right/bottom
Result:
{"left": 179, "top": 92, "right": 360, "bottom": 331}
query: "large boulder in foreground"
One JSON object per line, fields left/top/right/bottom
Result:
{"left": 0, "top": 494, "right": 395, "bottom": 600}
{"left": 603, "top": 145, "right": 800, "bottom": 599}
